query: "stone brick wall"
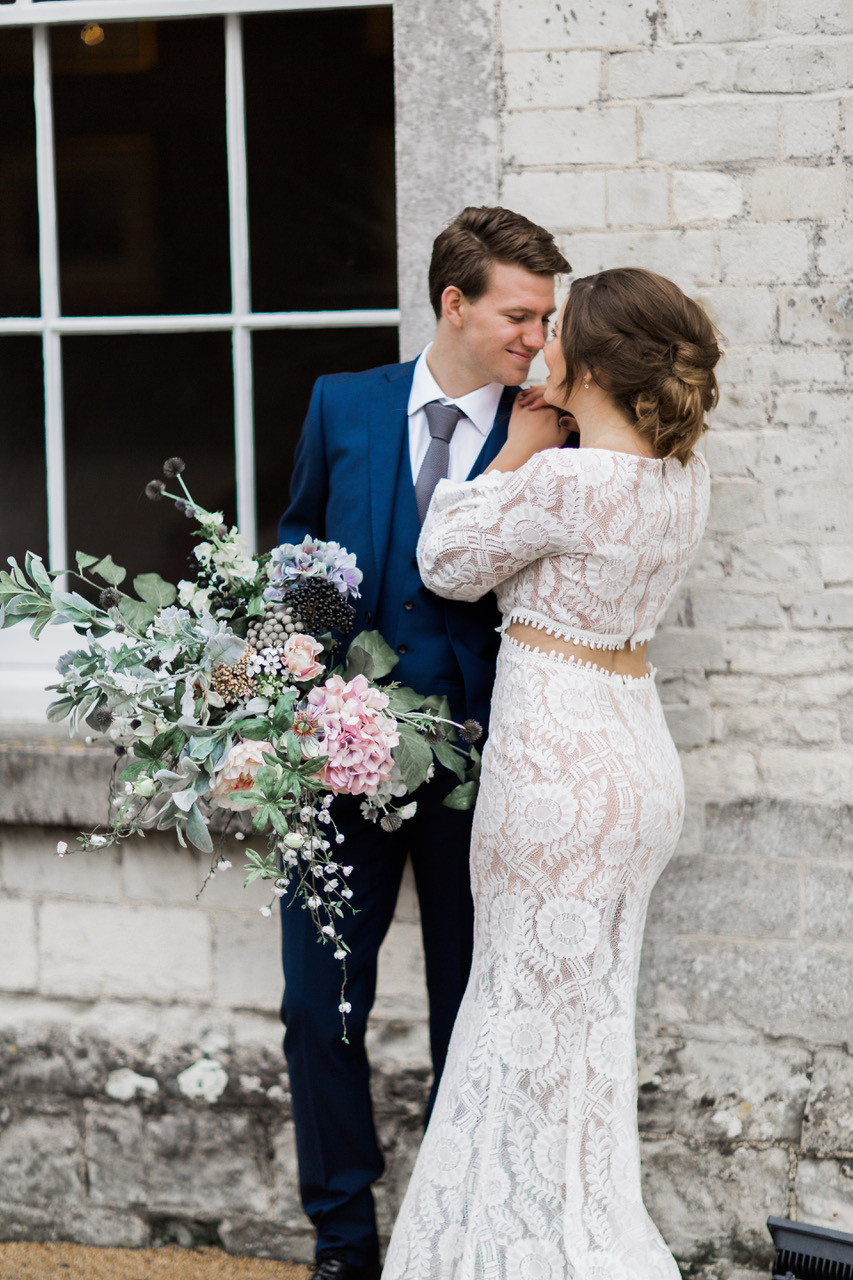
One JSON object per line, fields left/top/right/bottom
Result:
{"left": 2, "top": 0, "right": 852, "bottom": 1273}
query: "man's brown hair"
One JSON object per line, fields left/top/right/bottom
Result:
{"left": 429, "top": 206, "right": 570, "bottom": 318}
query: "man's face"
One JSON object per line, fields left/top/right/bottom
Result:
{"left": 457, "top": 262, "right": 556, "bottom": 387}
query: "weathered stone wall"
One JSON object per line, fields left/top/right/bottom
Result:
{"left": 2, "top": 0, "right": 852, "bottom": 1272}
{"left": 495, "top": 0, "right": 853, "bottom": 1271}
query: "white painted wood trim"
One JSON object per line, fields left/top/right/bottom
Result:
{"left": 0, "top": 0, "right": 389, "bottom": 25}
{"left": 0, "top": 310, "right": 401, "bottom": 335}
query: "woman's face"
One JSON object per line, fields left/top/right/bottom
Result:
{"left": 542, "top": 302, "right": 581, "bottom": 412}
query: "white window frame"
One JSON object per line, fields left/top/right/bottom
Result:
{"left": 0, "top": 0, "right": 396, "bottom": 721}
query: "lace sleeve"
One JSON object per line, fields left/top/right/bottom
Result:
{"left": 416, "top": 450, "right": 577, "bottom": 602}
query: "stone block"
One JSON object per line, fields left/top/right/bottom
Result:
{"left": 503, "top": 105, "right": 636, "bottom": 167}
{"left": 750, "top": 164, "right": 847, "bottom": 221}
{"left": 218, "top": 1216, "right": 313, "bottom": 1263}
{"left": 0, "top": 736, "right": 115, "bottom": 826}
{"left": 211, "top": 913, "right": 284, "bottom": 1011}
{"left": 774, "top": 482, "right": 853, "bottom": 536}
{"left": 394, "top": 859, "right": 421, "bottom": 926}
{"left": 648, "top": 855, "right": 800, "bottom": 939}
{"left": 376, "top": 919, "right": 428, "bottom": 1017}
{"left": 500, "top": 169, "right": 606, "bottom": 231}
{"left": 84, "top": 1101, "right": 272, "bottom": 1216}
{"left": 502, "top": 49, "right": 601, "bottom": 110}
{"left": 637, "top": 1036, "right": 811, "bottom": 1143}
{"left": 759, "top": 747, "right": 853, "bottom": 801}
{"left": 721, "top": 630, "right": 840, "bottom": 677}
{"left": 680, "top": 746, "right": 759, "bottom": 800}
{"left": 780, "top": 97, "right": 842, "bottom": 159}
{"left": 664, "top": 0, "right": 771, "bottom": 43}
{"left": 605, "top": 168, "right": 669, "bottom": 226}
{"left": 639, "top": 933, "right": 853, "bottom": 1042}
{"left": 704, "top": 481, "right": 770, "bottom": 535}
{"left": 641, "top": 100, "right": 777, "bottom": 163}
{"left": 712, "top": 384, "right": 772, "bottom": 431}
{"left": 723, "top": 543, "right": 820, "bottom": 592}
{"left": 718, "top": 703, "right": 840, "bottom": 748}
{"left": 648, "top": 627, "right": 724, "bottom": 673}
{"left": 694, "top": 287, "right": 777, "bottom": 347}
{"left": 501, "top": 0, "right": 652, "bottom": 49}
{"left": 39, "top": 902, "right": 211, "bottom": 1000}
{"left": 672, "top": 170, "right": 744, "bottom": 222}
{"left": 120, "top": 837, "right": 203, "bottom": 904}
{"left": 802, "top": 1047, "right": 853, "bottom": 1155}
{"left": 0, "top": 1112, "right": 84, "bottom": 1206}
{"left": 779, "top": 286, "right": 853, "bottom": 344}
{"left": 0, "top": 900, "right": 37, "bottom": 992}
{"left": 674, "top": 802, "right": 704, "bottom": 854}
{"left": 640, "top": 1137, "right": 786, "bottom": 1270}
{"left": 1, "top": 828, "right": 123, "bottom": 903}
{"left": 608, "top": 46, "right": 728, "bottom": 99}
{"left": 819, "top": 546, "right": 853, "bottom": 588}
{"left": 0, "top": 1200, "right": 148, "bottom": 1247}
{"left": 818, "top": 230, "right": 853, "bottom": 280}
{"left": 556, "top": 228, "right": 717, "bottom": 288}
{"left": 772, "top": 391, "right": 853, "bottom": 433}
{"left": 803, "top": 867, "right": 853, "bottom": 945}
{"left": 366, "top": 1015, "right": 431, "bottom": 1070}
{"left": 796, "top": 1157, "right": 853, "bottom": 1230}
{"left": 268, "top": 1119, "right": 304, "bottom": 1223}
{"left": 704, "top": 798, "right": 853, "bottom": 862}
{"left": 723, "top": 346, "right": 847, "bottom": 388}
{"left": 776, "top": 0, "right": 853, "bottom": 35}
{"left": 718, "top": 225, "right": 812, "bottom": 285}
{"left": 791, "top": 591, "right": 853, "bottom": 630}
{"left": 689, "top": 588, "right": 786, "bottom": 630}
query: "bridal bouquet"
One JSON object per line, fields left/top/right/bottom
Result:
{"left": 0, "top": 459, "right": 480, "bottom": 1028}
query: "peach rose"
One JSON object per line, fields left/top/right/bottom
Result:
{"left": 282, "top": 633, "right": 325, "bottom": 681}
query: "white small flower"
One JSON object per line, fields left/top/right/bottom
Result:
{"left": 342, "top": 889, "right": 353, "bottom": 899}
{"left": 282, "top": 832, "right": 304, "bottom": 849}
{"left": 397, "top": 801, "right": 417, "bottom": 821}
{"left": 272, "top": 883, "right": 288, "bottom": 897}
{"left": 342, "top": 866, "right": 353, "bottom": 877}
{"left": 234, "top": 831, "right": 245, "bottom": 841}
{"left": 259, "top": 905, "right": 272, "bottom": 917}
{"left": 326, "top": 880, "right": 338, "bottom": 891}
{"left": 123, "top": 782, "right": 134, "bottom": 794}
{"left": 322, "top": 925, "right": 335, "bottom": 936}
{"left": 56, "top": 841, "right": 68, "bottom": 856}
{"left": 216, "top": 859, "right": 232, "bottom": 871}
{"left": 339, "top": 1002, "right": 351, "bottom": 1014}
{"left": 322, "top": 795, "right": 333, "bottom": 808}
{"left": 300, "top": 807, "right": 314, "bottom": 821}
{"left": 335, "top": 833, "right": 345, "bottom": 845}
{"left": 334, "top": 950, "right": 346, "bottom": 960}
{"left": 89, "top": 834, "right": 108, "bottom": 847}
{"left": 307, "top": 895, "right": 322, "bottom": 909}
{"left": 426, "top": 764, "right": 435, "bottom": 782}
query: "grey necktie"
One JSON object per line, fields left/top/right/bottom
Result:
{"left": 415, "top": 401, "right": 463, "bottom": 523}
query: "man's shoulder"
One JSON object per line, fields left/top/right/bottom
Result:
{"left": 317, "top": 358, "right": 416, "bottom": 394}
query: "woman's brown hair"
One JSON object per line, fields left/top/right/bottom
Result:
{"left": 560, "top": 268, "right": 721, "bottom": 463}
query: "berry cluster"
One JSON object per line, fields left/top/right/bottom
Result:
{"left": 282, "top": 578, "right": 356, "bottom": 637}
{"left": 246, "top": 602, "right": 305, "bottom": 650}
{"left": 194, "top": 566, "right": 244, "bottom": 615}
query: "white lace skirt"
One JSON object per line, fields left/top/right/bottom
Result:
{"left": 382, "top": 637, "right": 684, "bottom": 1280}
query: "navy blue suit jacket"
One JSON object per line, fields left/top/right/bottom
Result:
{"left": 277, "top": 358, "right": 518, "bottom": 730}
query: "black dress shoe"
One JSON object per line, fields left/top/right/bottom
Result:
{"left": 311, "top": 1254, "right": 381, "bottom": 1280}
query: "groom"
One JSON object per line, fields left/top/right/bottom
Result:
{"left": 277, "top": 205, "right": 569, "bottom": 1280}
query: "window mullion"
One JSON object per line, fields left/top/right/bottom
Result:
{"left": 225, "top": 11, "right": 256, "bottom": 553}
{"left": 33, "top": 24, "right": 67, "bottom": 575}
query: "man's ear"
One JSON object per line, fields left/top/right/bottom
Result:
{"left": 440, "top": 285, "right": 466, "bottom": 329}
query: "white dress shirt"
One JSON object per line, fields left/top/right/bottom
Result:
{"left": 407, "top": 344, "right": 504, "bottom": 486}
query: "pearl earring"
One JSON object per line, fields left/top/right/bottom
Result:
{"left": 583, "top": 381, "right": 590, "bottom": 390}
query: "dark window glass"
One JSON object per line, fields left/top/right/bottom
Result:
{"left": 252, "top": 326, "right": 399, "bottom": 551}
{"left": 0, "top": 339, "right": 48, "bottom": 566}
{"left": 244, "top": 8, "right": 397, "bottom": 313}
{"left": 0, "top": 29, "right": 40, "bottom": 316}
{"left": 62, "top": 333, "right": 234, "bottom": 588}
{"left": 51, "top": 19, "right": 230, "bottom": 317}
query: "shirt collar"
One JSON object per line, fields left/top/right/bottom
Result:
{"left": 408, "top": 344, "right": 504, "bottom": 438}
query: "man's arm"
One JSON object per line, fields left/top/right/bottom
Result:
{"left": 277, "top": 376, "right": 330, "bottom": 546}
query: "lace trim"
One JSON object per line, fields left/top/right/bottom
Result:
{"left": 503, "top": 632, "right": 656, "bottom": 685}
{"left": 500, "top": 609, "right": 655, "bottom": 651}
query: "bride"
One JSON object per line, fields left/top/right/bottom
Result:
{"left": 382, "top": 267, "right": 720, "bottom": 1280}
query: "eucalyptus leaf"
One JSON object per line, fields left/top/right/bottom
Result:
{"left": 185, "top": 803, "right": 213, "bottom": 852}
{"left": 393, "top": 728, "right": 433, "bottom": 792}
{"left": 117, "top": 597, "right": 157, "bottom": 631}
{"left": 430, "top": 739, "right": 467, "bottom": 781}
{"left": 236, "top": 717, "right": 273, "bottom": 741}
{"left": 46, "top": 696, "right": 76, "bottom": 723}
{"left": 133, "top": 573, "right": 177, "bottom": 608}
{"left": 347, "top": 630, "right": 398, "bottom": 680}
{"left": 385, "top": 686, "right": 426, "bottom": 714}
{"left": 25, "top": 552, "right": 53, "bottom": 594}
{"left": 92, "top": 555, "right": 127, "bottom": 586}
{"left": 442, "top": 780, "right": 478, "bottom": 810}
{"left": 343, "top": 645, "right": 375, "bottom": 682}
{"left": 418, "top": 693, "right": 452, "bottom": 722}
{"left": 29, "top": 610, "right": 56, "bottom": 640}
{"left": 75, "top": 551, "right": 100, "bottom": 572}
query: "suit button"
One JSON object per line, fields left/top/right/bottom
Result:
{"left": 403, "top": 600, "right": 414, "bottom": 611}
{"left": 397, "top": 644, "right": 408, "bottom": 655}
{"left": 364, "top": 611, "right": 373, "bottom": 624}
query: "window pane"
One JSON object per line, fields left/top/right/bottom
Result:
{"left": 252, "top": 326, "right": 399, "bottom": 551}
{"left": 62, "top": 333, "right": 234, "bottom": 588}
{"left": 0, "top": 338, "right": 48, "bottom": 566}
{"left": 0, "top": 29, "right": 40, "bottom": 317}
{"left": 245, "top": 8, "right": 397, "bottom": 313}
{"left": 51, "top": 19, "right": 230, "bottom": 317}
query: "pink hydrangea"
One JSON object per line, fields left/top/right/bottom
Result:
{"left": 306, "top": 674, "right": 399, "bottom": 796}
{"left": 210, "top": 738, "right": 274, "bottom": 809}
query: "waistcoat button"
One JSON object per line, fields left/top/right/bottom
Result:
{"left": 403, "top": 600, "right": 414, "bottom": 611}
{"left": 397, "top": 643, "right": 409, "bottom": 655}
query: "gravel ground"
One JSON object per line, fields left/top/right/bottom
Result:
{"left": 0, "top": 1243, "right": 312, "bottom": 1280}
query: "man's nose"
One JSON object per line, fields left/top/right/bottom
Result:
{"left": 523, "top": 322, "right": 546, "bottom": 351}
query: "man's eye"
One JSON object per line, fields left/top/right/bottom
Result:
{"left": 507, "top": 316, "right": 525, "bottom": 324}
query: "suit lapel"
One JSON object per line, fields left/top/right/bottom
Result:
{"left": 367, "top": 360, "right": 416, "bottom": 589}
{"left": 467, "top": 385, "right": 519, "bottom": 478}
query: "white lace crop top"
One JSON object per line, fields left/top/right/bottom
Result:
{"left": 417, "top": 445, "right": 710, "bottom": 651}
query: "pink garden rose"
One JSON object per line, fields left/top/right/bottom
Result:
{"left": 282, "top": 632, "right": 324, "bottom": 681}
{"left": 210, "top": 738, "right": 274, "bottom": 809}
{"left": 306, "top": 673, "right": 399, "bottom": 796}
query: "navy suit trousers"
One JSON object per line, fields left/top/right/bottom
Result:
{"left": 279, "top": 771, "right": 476, "bottom": 1266}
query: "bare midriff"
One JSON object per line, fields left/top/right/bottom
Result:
{"left": 506, "top": 621, "right": 650, "bottom": 678}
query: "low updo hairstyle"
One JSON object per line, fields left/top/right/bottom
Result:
{"left": 560, "top": 268, "right": 721, "bottom": 463}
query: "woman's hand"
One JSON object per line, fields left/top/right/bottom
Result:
{"left": 486, "top": 398, "right": 573, "bottom": 473}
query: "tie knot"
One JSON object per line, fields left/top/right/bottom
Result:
{"left": 424, "top": 401, "right": 463, "bottom": 443}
